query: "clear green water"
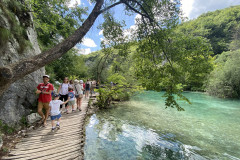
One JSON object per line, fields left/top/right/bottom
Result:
{"left": 84, "top": 91, "right": 240, "bottom": 160}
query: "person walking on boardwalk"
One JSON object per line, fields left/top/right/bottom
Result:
{"left": 85, "top": 79, "right": 91, "bottom": 98}
{"left": 96, "top": 80, "right": 100, "bottom": 89}
{"left": 69, "top": 80, "right": 74, "bottom": 87}
{"left": 49, "top": 94, "right": 69, "bottom": 131}
{"left": 90, "top": 80, "right": 96, "bottom": 97}
{"left": 65, "top": 87, "right": 75, "bottom": 113}
{"left": 73, "top": 79, "right": 84, "bottom": 111}
{"left": 36, "top": 75, "right": 54, "bottom": 126}
{"left": 82, "top": 80, "right": 86, "bottom": 95}
{"left": 57, "top": 77, "right": 70, "bottom": 110}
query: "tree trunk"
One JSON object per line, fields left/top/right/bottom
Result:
{"left": 0, "top": 0, "right": 104, "bottom": 96}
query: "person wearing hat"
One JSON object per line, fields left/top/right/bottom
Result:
{"left": 36, "top": 75, "right": 54, "bottom": 126}
{"left": 49, "top": 94, "right": 69, "bottom": 131}
{"left": 65, "top": 87, "right": 75, "bottom": 113}
{"left": 73, "top": 79, "right": 84, "bottom": 111}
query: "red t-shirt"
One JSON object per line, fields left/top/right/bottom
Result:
{"left": 37, "top": 83, "right": 54, "bottom": 103}
{"left": 83, "top": 83, "right": 85, "bottom": 89}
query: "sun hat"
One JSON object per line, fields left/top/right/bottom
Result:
{"left": 74, "top": 79, "right": 79, "bottom": 83}
{"left": 43, "top": 75, "right": 50, "bottom": 78}
{"left": 80, "top": 80, "right": 83, "bottom": 84}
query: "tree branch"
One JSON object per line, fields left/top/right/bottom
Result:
{"left": 122, "top": 0, "right": 154, "bottom": 23}
{"left": 99, "top": 1, "right": 122, "bottom": 14}
{"left": 0, "top": 0, "right": 106, "bottom": 96}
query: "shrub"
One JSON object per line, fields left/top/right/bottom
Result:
{"left": 0, "top": 120, "right": 15, "bottom": 135}
{"left": 206, "top": 49, "right": 240, "bottom": 98}
{"left": 95, "top": 73, "right": 142, "bottom": 108}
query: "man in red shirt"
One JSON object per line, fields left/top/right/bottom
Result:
{"left": 36, "top": 75, "right": 54, "bottom": 126}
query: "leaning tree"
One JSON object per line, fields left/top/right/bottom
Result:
{"left": 0, "top": 0, "right": 181, "bottom": 96}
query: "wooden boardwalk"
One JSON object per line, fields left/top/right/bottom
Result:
{"left": 2, "top": 98, "right": 90, "bottom": 160}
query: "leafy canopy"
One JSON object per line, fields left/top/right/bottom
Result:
{"left": 26, "top": 0, "right": 87, "bottom": 48}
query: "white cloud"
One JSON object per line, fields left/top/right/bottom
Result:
{"left": 122, "top": 14, "right": 140, "bottom": 41}
{"left": 181, "top": 0, "right": 194, "bottom": 18}
{"left": 123, "top": 25, "right": 137, "bottom": 40}
{"left": 181, "top": 0, "right": 240, "bottom": 19}
{"left": 76, "top": 48, "right": 91, "bottom": 55}
{"left": 82, "top": 38, "right": 97, "bottom": 47}
{"left": 66, "top": 0, "right": 81, "bottom": 8}
{"left": 99, "top": 30, "right": 103, "bottom": 35}
{"left": 135, "top": 14, "right": 142, "bottom": 23}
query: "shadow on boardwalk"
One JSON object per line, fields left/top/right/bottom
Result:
{"left": 2, "top": 97, "right": 92, "bottom": 160}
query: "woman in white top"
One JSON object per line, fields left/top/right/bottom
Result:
{"left": 57, "top": 77, "right": 70, "bottom": 108}
{"left": 73, "top": 79, "right": 84, "bottom": 111}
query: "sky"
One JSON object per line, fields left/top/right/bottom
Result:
{"left": 66, "top": 0, "right": 240, "bottom": 55}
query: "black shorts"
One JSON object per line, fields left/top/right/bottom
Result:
{"left": 59, "top": 94, "right": 68, "bottom": 108}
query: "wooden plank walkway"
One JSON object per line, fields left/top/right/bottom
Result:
{"left": 2, "top": 97, "right": 91, "bottom": 160}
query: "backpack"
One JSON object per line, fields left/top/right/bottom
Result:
{"left": 68, "top": 92, "right": 74, "bottom": 99}
{"left": 86, "top": 83, "right": 90, "bottom": 88}
{"left": 51, "top": 91, "right": 54, "bottom": 96}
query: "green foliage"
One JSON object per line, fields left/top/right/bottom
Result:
{"left": 30, "top": 0, "right": 89, "bottom": 82}
{"left": 87, "top": 24, "right": 214, "bottom": 110}
{"left": 20, "top": 116, "right": 28, "bottom": 127}
{"left": 27, "top": 0, "right": 87, "bottom": 48}
{"left": 134, "top": 29, "right": 214, "bottom": 110}
{"left": 86, "top": 50, "right": 112, "bottom": 83}
{"left": 206, "top": 49, "right": 240, "bottom": 98}
{"left": 229, "top": 24, "right": 240, "bottom": 51}
{"left": 2, "top": 147, "right": 9, "bottom": 153}
{"left": 46, "top": 49, "right": 87, "bottom": 82}
{"left": 0, "top": 120, "right": 15, "bottom": 134}
{"left": 0, "top": 27, "right": 11, "bottom": 47}
{"left": 96, "top": 73, "right": 142, "bottom": 108}
{"left": 98, "top": 11, "right": 126, "bottom": 48}
{"left": 0, "top": 0, "right": 32, "bottom": 53}
{"left": 177, "top": 5, "right": 240, "bottom": 54}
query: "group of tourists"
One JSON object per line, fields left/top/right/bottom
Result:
{"left": 35, "top": 75, "right": 96, "bottom": 131}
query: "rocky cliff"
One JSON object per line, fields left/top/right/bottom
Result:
{"left": 0, "top": 3, "right": 45, "bottom": 125}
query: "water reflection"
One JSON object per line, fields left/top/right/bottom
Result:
{"left": 84, "top": 92, "right": 240, "bottom": 160}
{"left": 85, "top": 114, "right": 206, "bottom": 160}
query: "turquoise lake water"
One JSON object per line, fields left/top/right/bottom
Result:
{"left": 84, "top": 91, "right": 240, "bottom": 160}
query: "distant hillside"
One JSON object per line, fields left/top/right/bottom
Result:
{"left": 177, "top": 5, "right": 240, "bottom": 54}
